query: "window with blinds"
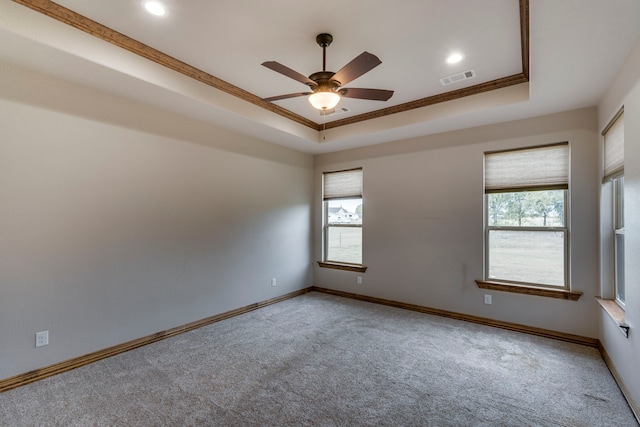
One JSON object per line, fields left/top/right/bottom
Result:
{"left": 322, "top": 169, "right": 363, "bottom": 265}
{"left": 603, "top": 109, "right": 625, "bottom": 307}
{"left": 603, "top": 110, "right": 624, "bottom": 182}
{"left": 485, "top": 143, "right": 569, "bottom": 193}
{"left": 484, "top": 143, "right": 569, "bottom": 288}
{"left": 323, "top": 168, "right": 363, "bottom": 200}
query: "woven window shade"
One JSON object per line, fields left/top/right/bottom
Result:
{"left": 603, "top": 111, "right": 624, "bottom": 181}
{"left": 323, "top": 169, "right": 362, "bottom": 200}
{"left": 485, "top": 143, "right": 569, "bottom": 193}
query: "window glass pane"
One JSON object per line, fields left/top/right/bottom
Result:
{"left": 327, "top": 199, "right": 362, "bottom": 225}
{"left": 488, "top": 230, "right": 565, "bottom": 286}
{"left": 327, "top": 226, "right": 362, "bottom": 264}
{"left": 615, "top": 177, "right": 624, "bottom": 229}
{"left": 487, "top": 190, "right": 565, "bottom": 227}
{"left": 615, "top": 233, "right": 625, "bottom": 305}
{"left": 613, "top": 176, "right": 624, "bottom": 306}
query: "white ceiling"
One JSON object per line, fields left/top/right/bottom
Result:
{"left": 0, "top": 0, "right": 639, "bottom": 154}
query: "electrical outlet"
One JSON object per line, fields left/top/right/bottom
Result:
{"left": 484, "top": 294, "right": 492, "bottom": 305}
{"left": 35, "top": 331, "right": 49, "bottom": 348}
{"left": 271, "top": 278, "right": 277, "bottom": 287}
{"left": 357, "top": 276, "right": 363, "bottom": 285}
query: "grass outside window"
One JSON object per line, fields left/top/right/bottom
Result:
{"left": 488, "top": 229, "right": 565, "bottom": 287}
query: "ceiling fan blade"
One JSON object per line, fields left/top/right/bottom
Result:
{"left": 331, "top": 52, "right": 382, "bottom": 86}
{"left": 339, "top": 88, "right": 394, "bottom": 101}
{"left": 262, "top": 92, "right": 312, "bottom": 102}
{"left": 262, "top": 61, "right": 317, "bottom": 87}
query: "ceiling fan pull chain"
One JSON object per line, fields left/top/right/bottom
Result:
{"left": 321, "top": 110, "right": 327, "bottom": 141}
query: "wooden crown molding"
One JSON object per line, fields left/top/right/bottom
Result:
{"left": 324, "top": 73, "right": 529, "bottom": 130}
{"left": 10, "top": 0, "right": 318, "bottom": 131}
{"left": 519, "top": 0, "right": 530, "bottom": 79}
{"left": 11, "top": 0, "right": 529, "bottom": 132}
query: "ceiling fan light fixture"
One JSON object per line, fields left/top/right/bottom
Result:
{"left": 308, "top": 91, "right": 340, "bottom": 110}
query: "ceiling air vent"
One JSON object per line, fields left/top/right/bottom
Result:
{"left": 439, "top": 69, "right": 476, "bottom": 86}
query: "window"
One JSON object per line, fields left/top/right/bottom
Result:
{"left": 322, "top": 169, "right": 363, "bottom": 266}
{"left": 613, "top": 177, "right": 625, "bottom": 306}
{"left": 603, "top": 109, "right": 624, "bottom": 307}
{"left": 484, "top": 143, "right": 569, "bottom": 288}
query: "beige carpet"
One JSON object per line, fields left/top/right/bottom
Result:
{"left": 1, "top": 292, "right": 637, "bottom": 426}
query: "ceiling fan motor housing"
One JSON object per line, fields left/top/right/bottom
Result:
{"left": 309, "top": 71, "right": 341, "bottom": 91}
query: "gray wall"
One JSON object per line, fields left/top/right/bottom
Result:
{"left": 314, "top": 108, "right": 600, "bottom": 338}
{"left": 598, "top": 38, "right": 640, "bottom": 413}
{"left": 0, "top": 64, "right": 314, "bottom": 380}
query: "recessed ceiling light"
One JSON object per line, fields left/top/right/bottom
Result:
{"left": 446, "top": 53, "right": 464, "bottom": 64}
{"left": 143, "top": 1, "right": 167, "bottom": 16}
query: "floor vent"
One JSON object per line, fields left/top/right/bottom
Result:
{"left": 440, "top": 69, "right": 476, "bottom": 86}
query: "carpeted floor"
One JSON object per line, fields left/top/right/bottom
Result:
{"left": 1, "top": 292, "right": 637, "bottom": 426}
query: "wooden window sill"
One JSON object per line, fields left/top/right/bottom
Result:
{"left": 476, "top": 280, "right": 582, "bottom": 301}
{"left": 596, "top": 297, "right": 629, "bottom": 338}
{"left": 317, "top": 262, "right": 367, "bottom": 273}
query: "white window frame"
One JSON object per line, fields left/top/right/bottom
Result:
{"left": 323, "top": 201, "right": 363, "bottom": 265}
{"left": 602, "top": 108, "right": 625, "bottom": 308}
{"left": 613, "top": 176, "right": 625, "bottom": 308}
{"left": 322, "top": 168, "right": 364, "bottom": 267}
{"left": 483, "top": 143, "right": 570, "bottom": 290}
{"left": 484, "top": 190, "right": 569, "bottom": 289}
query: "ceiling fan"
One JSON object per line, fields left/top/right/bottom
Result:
{"left": 261, "top": 33, "right": 394, "bottom": 111}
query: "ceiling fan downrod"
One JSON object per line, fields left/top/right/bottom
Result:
{"left": 316, "top": 33, "right": 333, "bottom": 72}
